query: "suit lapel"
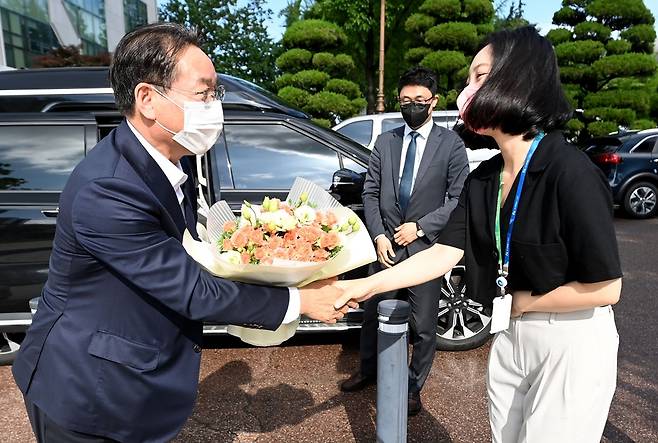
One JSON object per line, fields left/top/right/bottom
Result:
{"left": 180, "top": 157, "right": 199, "bottom": 240}
{"left": 390, "top": 126, "right": 405, "bottom": 202}
{"left": 114, "top": 120, "right": 187, "bottom": 239}
{"left": 412, "top": 124, "right": 442, "bottom": 195}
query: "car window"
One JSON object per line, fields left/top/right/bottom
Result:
{"left": 382, "top": 118, "right": 405, "bottom": 133}
{"left": 341, "top": 156, "right": 367, "bottom": 174}
{"left": 433, "top": 115, "right": 458, "bottom": 129}
{"left": 224, "top": 124, "right": 340, "bottom": 190}
{"left": 335, "top": 120, "right": 373, "bottom": 146}
{"left": 631, "top": 136, "right": 658, "bottom": 153}
{"left": 586, "top": 140, "right": 620, "bottom": 154}
{"left": 0, "top": 125, "right": 84, "bottom": 191}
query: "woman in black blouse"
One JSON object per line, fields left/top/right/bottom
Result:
{"left": 336, "top": 26, "right": 622, "bottom": 442}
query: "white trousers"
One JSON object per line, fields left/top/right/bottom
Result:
{"left": 487, "top": 306, "right": 619, "bottom": 443}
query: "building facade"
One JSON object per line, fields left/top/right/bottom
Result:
{"left": 0, "top": 0, "right": 157, "bottom": 69}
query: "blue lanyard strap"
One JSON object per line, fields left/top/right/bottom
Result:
{"left": 494, "top": 132, "right": 545, "bottom": 289}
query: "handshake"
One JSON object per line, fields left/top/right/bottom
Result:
{"left": 298, "top": 278, "right": 370, "bottom": 324}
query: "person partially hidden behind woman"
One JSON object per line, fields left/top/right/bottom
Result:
{"left": 334, "top": 26, "right": 622, "bottom": 443}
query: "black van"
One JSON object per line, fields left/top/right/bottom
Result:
{"left": 0, "top": 68, "right": 492, "bottom": 363}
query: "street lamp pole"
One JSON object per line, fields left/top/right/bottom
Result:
{"left": 376, "top": 0, "right": 386, "bottom": 114}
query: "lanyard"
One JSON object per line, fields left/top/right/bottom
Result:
{"left": 494, "top": 132, "right": 545, "bottom": 295}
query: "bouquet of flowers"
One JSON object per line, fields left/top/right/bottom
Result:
{"left": 183, "top": 177, "right": 376, "bottom": 346}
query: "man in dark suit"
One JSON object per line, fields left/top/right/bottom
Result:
{"left": 12, "top": 23, "right": 348, "bottom": 442}
{"left": 340, "top": 67, "right": 469, "bottom": 415}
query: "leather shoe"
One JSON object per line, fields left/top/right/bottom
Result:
{"left": 340, "top": 372, "right": 376, "bottom": 392}
{"left": 408, "top": 391, "right": 422, "bottom": 416}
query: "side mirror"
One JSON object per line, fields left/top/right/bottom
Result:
{"left": 330, "top": 168, "right": 365, "bottom": 205}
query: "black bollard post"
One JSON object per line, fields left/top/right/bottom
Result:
{"left": 376, "top": 299, "right": 410, "bottom": 443}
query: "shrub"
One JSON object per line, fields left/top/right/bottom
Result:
{"left": 275, "top": 48, "right": 312, "bottom": 73}
{"left": 333, "top": 54, "right": 356, "bottom": 77}
{"left": 312, "top": 118, "right": 332, "bottom": 128}
{"left": 282, "top": 20, "right": 347, "bottom": 50}
{"left": 620, "top": 24, "right": 656, "bottom": 53}
{"left": 405, "top": 47, "right": 433, "bottom": 65}
{"left": 463, "top": 0, "right": 494, "bottom": 24}
{"left": 324, "top": 79, "right": 361, "bottom": 99}
{"left": 277, "top": 86, "right": 311, "bottom": 109}
{"left": 419, "top": 0, "right": 461, "bottom": 21}
{"left": 546, "top": 28, "right": 573, "bottom": 46}
{"left": 566, "top": 118, "right": 585, "bottom": 133}
{"left": 420, "top": 50, "right": 468, "bottom": 76}
{"left": 405, "top": 13, "right": 436, "bottom": 35}
{"left": 584, "top": 107, "right": 637, "bottom": 125}
{"left": 631, "top": 118, "right": 656, "bottom": 130}
{"left": 587, "top": 120, "right": 619, "bottom": 136}
{"left": 584, "top": 89, "right": 650, "bottom": 114}
{"left": 606, "top": 39, "right": 632, "bottom": 55}
{"left": 275, "top": 73, "right": 295, "bottom": 90}
{"left": 291, "top": 70, "right": 331, "bottom": 92}
{"left": 555, "top": 40, "right": 606, "bottom": 65}
{"left": 588, "top": 0, "right": 655, "bottom": 31}
{"left": 425, "top": 22, "right": 479, "bottom": 52}
{"left": 592, "top": 53, "right": 657, "bottom": 79}
{"left": 553, "top": 6, "right": 586, "bottom": 27}
{"left": 559, "top": 65, "right": 595, "bottom": 84}
{"left": 573, "top": 22, "right": 612, "bottom": 42}
{"left": 312, "top": 52, "right": 336, "bottom": 74}
{"left": 305, "top": 91, "right": 355, "bottom": 119}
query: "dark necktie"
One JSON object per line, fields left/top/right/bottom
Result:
{"left": 399, "top": 131, "right": 419, "bottom": 213}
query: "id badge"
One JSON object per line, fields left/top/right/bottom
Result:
{"left": 490, "top": 294, "right": 512, "bottom": 334}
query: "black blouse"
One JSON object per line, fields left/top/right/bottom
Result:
{"left": 438, "top": 131, "right": 623, "bottom": 307}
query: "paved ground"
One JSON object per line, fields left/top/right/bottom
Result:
{"left": 1, "top": 217, "right": 656, "bottom": 443}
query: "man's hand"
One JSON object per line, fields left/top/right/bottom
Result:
{"left": 511, "top": 290, "right": 532, "bottom": 318}
{"left": 299, "top": 279, "right": 357, "bottom": 324}
{"left": 375, "top": 236, "right": 396, "bottom": 268}
{"left": 393, "top": 222, "right": 418, "bottom": 247}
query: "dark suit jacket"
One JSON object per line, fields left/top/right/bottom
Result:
{"left": 362, "top": 124, "right": 469, "bottom": 293}
{"left": 12, "top": 121, "right": 290, "bottom": 443}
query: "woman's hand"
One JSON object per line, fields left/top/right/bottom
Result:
{"left": 332, "top": 278, "right": 377, "bottom": 309}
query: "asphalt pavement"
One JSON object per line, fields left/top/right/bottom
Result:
{"left": 0, "top": 217, "right": 656, "bottom": 442}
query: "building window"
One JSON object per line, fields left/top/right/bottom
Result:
{"left": 124, "top": 0, "right": 147, "bottom": 33}
{"left": 0, "top": 5, "right": 59, "bottom": 68}
{"left": 63, "top": 0, "right": 107, "bottom": 55}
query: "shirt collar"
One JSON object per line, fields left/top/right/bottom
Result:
{"left": 126, "top": 120, "right": 188, "bottom": 191}
{"left": 404, "top": 118, "right": 434, "bottom": 140}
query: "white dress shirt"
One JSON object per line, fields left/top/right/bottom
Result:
{"left": 399, "top": 118, "right": 434, "bottom": 191}
{"left": 126, "top": 121, "right": 300, "bottom": 324}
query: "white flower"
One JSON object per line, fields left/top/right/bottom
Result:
{"left": 220, "top": 250, "right": 242, "bottom": 265}
{"left": 260, "top": 210, "right": 297, "bottom": 231}
{"left": 294, "top": 205, "right": 317, "bottom": 225}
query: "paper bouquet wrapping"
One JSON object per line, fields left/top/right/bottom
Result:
{"left": 183, "top": 177, "right": 376, "bottom": 346}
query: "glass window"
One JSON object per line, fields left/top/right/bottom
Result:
{"left": 0, "top": 125, "right": 85, "bottom": 191}
{"left": 1, "top": 7, "right": 59, "bottom": 68}
{"left": 63, "top": 0, "right": 107, "bottom": 54}
{"left": 223, "top": 124, "right": 340, "bottom": 190}
{"left": 124, "top": 0, "right": 148, "bottom": 32}
{"left": 0, "top": 0, "right": 49, "bottom": 22}
{"left": 631, "top": 137, "right": 658, "bottom": 154}
{"left": 335, "top": 120, "right": 373, "bottom": 147}
{"left": 341, "top": 156, "right": 367, "bottom": 174}
{"left": 382, "top": 118, "right": 405, "bottom": 133}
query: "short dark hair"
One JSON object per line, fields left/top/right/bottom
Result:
{"left": 398, "top": 66, "right": 438, "bottom": 96}
{"left": 109, "top": 23, "right": 202, "bottom": 115}
{"left": 465, "top": 26, "right": 572, "bottom": 139}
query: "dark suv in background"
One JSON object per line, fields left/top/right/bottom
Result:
{"left": 584, "top": 129, "right": 658, "bottom": 218}
{"left": 0, "top": 68, "right": 492, "bottom": 363}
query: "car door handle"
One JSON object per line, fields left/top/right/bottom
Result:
{"left": 41, "top": 208, "right": 59, "bottom": 217}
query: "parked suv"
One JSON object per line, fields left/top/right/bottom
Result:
{"left": 333, "top": 111, "right": 499, "bottom": 171}
{"left": 0, "top": 68, "right": 492, "bottom": 363}
{"left": 584, "top": 129, "right": 658, "bottom": 218}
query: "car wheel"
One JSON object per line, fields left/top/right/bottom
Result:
{"left": 623, "top": 181, "right": 657, "bottom": 219}
{"left": 0, "top": 332, "right": 22, "bottom": 366}
{"left": 436, "top": 266, "right": 492, "bottom": 351}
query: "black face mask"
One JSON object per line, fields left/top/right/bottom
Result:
{"left": 400, "top": 102, "right": 431, "bottom": 130}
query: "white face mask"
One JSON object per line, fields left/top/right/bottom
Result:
{"left": 153, "top": 87, "right": 224, "bottom": 156}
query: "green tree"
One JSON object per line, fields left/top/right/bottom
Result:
{"left": 160, "top": 0, "right": 278, "bottom": 90}
{"left": 550, "top": 0, "right": 657, "bottom": 140}
{"left": 404, "top": 0, "right": 495, "bottom": 109}
{"left": 275, "top": 19, "right": 366, "bottom": 126}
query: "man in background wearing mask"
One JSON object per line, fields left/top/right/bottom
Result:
{"left": 12, "top": 23, "right": 349, "bottom": 442}
{"left": 340, "top": 66, "right": 469, "bottom": 416}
